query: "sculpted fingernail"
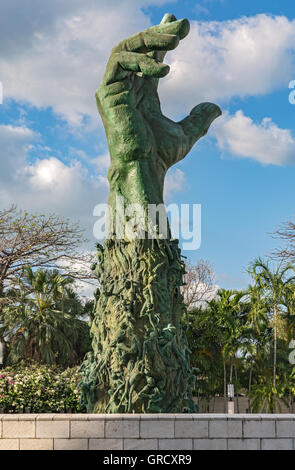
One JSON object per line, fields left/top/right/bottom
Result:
{"left": 178, "top": 19, "right": 190, "bottom": 39}
{"left": 159, "top": 64, "right": 170, "bottom": 76}
{"left": 161, "top": 13, "right": 177, "bottom": 24}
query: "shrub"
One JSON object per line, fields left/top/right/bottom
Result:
{"left": 0, "top": 361, "right": 83, "bottom": 413}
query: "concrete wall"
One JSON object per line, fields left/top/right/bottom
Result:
{"left": 1, "top": 414, "right": 295, "bottom": 450}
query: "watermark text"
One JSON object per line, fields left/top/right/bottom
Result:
{"left": 93, "top": 196, "right": 201, "bottom": 251}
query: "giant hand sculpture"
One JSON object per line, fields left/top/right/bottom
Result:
{"left": 80, "top": 14, "right": 221, "bottom": 414}
{"left": 96, "top": 13, "right": 221, "bottom": 217}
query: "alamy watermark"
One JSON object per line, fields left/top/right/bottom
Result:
{"left": 289, "top": 80, "right": 295, "bottom": 105}
{"left": 0, "top": 82, "right": 3, "bottom": 105}
{"left": 93, "top": 196, "right": 201, "bottom": 251}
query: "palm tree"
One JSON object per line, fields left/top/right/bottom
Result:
{"left": 186, "top": 305, "right": 225, "bottom": 411}
{"left": 1, "top": 267, "right": 91, "bottom": 366}
{"left": 242, "top": 284, "right": 268, "bottom": 405}
{"left": 246, "top": 284, "right": 268, "bottom": 333}
{"left": 249, "top": 258, "right": 295, "bottom": 388}
{"left": 206, "top": 289, "right": 250, "bottom": 411}
{"left": 282, "top": 284, "right": 295, "bottom": 342}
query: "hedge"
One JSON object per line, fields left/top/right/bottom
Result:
{"left": 0, "top": 361, "right": 83, "bottom": 413}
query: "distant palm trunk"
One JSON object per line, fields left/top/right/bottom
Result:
{"left": 273, "top": 303, "right": 278, "bottom": 388}
{"left": 229, "top": 359, "right": 233, "bottom": 383}
{"left": 248, "top": 366, "right": 253, "bottom": 413}
{"left": 289, "top": 392, "right": 292, "bottom": 413}
{"left": 223, "top": 360, "right": 227, "bottom": 412}
{"left": 235, "top": 365, "right": 240, "bottom": 413}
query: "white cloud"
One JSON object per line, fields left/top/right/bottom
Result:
{"left": 57, "top": 250, "right": 97, "bottom": 299}
{"left": 0, "top": 0, "right": 166, "bottom": 125}
{"left": 1, "top": 3, "right": 294, "bottom": 124}
{"left": 0, "top": 124, "right": 37, "bottom": 182}
{"left": 77, "top": 280, "right": 96, "bottom": 300}
{"left": 0, "top": 124, "right": 109, "bottom": 240}
{"left": 28, "top": 157, "right": 83, "bottom": 190}
{"left": 164, "top": 168, "right": 186, "bottom": 200}
{"left": 91, "top": 153, "right": 110, "bottom": 173}
{"left": 160, "top": 14, "right": 295, "bottom": 116}
{"left": 212, "top": 110, "right": 295, "bottom": 165}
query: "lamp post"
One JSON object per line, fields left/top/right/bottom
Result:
{"left": 227, "top": 383, "right": 235, "bottom": 414}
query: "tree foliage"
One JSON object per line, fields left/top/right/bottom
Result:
{"left": 0, "top": 267, "right": 91, "bottom": 367}
{"left": 186, "top": 265, "right": 295, "bottom": 413}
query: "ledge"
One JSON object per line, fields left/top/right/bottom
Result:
{"left": 0, "top": 414, "right": 295, "bottom": 450}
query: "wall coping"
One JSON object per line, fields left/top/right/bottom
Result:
{"left": 1, "top": 413, "right": 295, "bottom": 420}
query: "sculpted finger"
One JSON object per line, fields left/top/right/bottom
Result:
{"left": 103, "top": 52, "right": 170, "bottom": 84}
{"left": 150, "top": 18, "right": 190, "bottom": 40}
{"left": 116, "top": 31, "right": 180, "bottom": 54}
{"left": 147, "top": 15, "right": 189, "bottom": 70}
{"left": 151, "top": 13, "right": 178, "bottom": 63}
{"left": 179, "top": 102, "right": 222, "bottom": 145}
{"left": 161, "top": 13, "right": 177, "bottom": 24}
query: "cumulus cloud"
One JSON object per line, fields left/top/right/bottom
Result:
{"left": 57, "top": 250, "right": 97, "bottom": 298}
{"left": 164, "top": 168, "right": 186, "bottom": 201}
{"left": 212, "top": 110, "right": 295, "bottom": 165}
{"left": 0, "top": 124, "right": 109, "bottom": 240}
{"left": 160, "top": 14, "right": 295, "bottom": 116}
{"left": 1, "top": 3, "right": 294, "bottom": 124}
{"left": 0, "top": 0, "right": 164, "bottom": 124}
{"left": 0, "top": 124, "right": 36, "bottom": 180}
{"left": 25, "top": 156, "right": 108, "bottom": 214}
{"left": 91, "top": 153, "right": 110, "bottom": 173}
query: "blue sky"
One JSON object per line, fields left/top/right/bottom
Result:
{"left": 0, "top": 0, "right": 294, "bottom": 291}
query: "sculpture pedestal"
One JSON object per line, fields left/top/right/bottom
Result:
{"left": 80, "top": 238, "right": 196, "bottom": 413}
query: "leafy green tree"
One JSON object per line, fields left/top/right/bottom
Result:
{"left": 248, "top": 338, "right": 292, "bottom": 412}
{"left": 1, "top": 267, "right": 91, "bottom": 366}
{"left": 207, "top": 289, "right": 254, "bottom": 410}
{"left": 186, "top": 260, "right": 295, "bottom": 413}
{"left": 241, "top": 284, "right": 269, "bottom": 402}
{"left": 282, "top": 284, "right": 295, "bottom": 342}
{"left": 249, "top": 258, "right": 295, "bottom": 388}
{"left": 246, "top": 284, "right": 268, "bottom": 333}
{"left": 186, "top": 305, "right": 225, "bottom": 408}
{"left": 187, "top": 289, "right": 252, "bottom": 411}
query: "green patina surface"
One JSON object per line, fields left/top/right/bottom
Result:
{"left": 80, "top": 13, "right": 221, "bottom": 413}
